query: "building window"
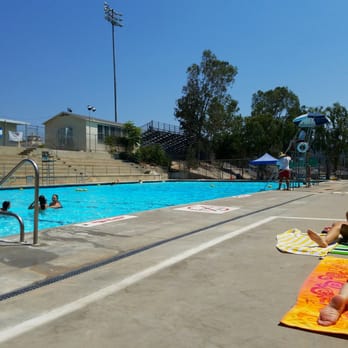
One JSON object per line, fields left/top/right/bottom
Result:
{"left": 104, "top": 125, "right": 110, "bottom": 138}
{"left": 57, "top": 127, "right": 73, "bottom": 147}
{"left": 97, "top": 125, "right": 104, "bottom": 143}
{"left": 97, "top": 124, "right": 122, "bottom": 143}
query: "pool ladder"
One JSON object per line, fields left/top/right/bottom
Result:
{"left": 0, "top": 159, "right": 40, "bottom": 245}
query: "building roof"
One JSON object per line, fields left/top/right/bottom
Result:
{"left": 0, "top": 118, "right": 30, "bottom": 125}
{"left": 43, "top": 112, "right": 123, "bottom": 126}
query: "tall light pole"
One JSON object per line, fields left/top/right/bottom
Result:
{"left": 104, "top": 1, "right": 123, "bottom": 123}
{"left": 87, "top": 105, "right": 96, "bottom": 152}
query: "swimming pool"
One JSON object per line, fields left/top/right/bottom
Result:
{"left": 0, "top": 181, "right": 276, "bottom": 238}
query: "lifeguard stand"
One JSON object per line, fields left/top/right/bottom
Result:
{"left": 41, "top": 151, "right": 55, "bottom": 185}
{"left": 286, "top": 113, "right": 331, "bottom": 187}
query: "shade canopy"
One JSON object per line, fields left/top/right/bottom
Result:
{"left": 249, "top": 152, "right": 278, "bottom": 166}
{"left": 293, "top": 112, "right": 331, "bottom": 128}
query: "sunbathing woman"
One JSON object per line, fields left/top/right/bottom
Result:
{"left": 318, "top": 281, "right": 348, "bottom": 326}
{"left": 307, "top": 211, "right": 348, "bottom": 248}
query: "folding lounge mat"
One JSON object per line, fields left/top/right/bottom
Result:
{"left": 331, "top": 243, "right": 348, "bottom": 255}
{"left": 280, "top": 256, "right": 348, "bottom": 336}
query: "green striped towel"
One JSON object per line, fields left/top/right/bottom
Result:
{"left": 330, "top": 242, "right": 348, "bottom": 255}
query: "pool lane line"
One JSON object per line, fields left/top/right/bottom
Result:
{"left": 0, "top": 216, "right": 277, "bottom": 344}
{"left": 0, "top": 193, "right": 314, "bottom": 302}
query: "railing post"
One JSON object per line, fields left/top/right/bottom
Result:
{"left": 0, "top": 211, "right": 25, "bottom": 242}
{"left": 0, "top": 159, "right": 40, "bottom": 245}
{"left": 33, "top": 162, "right": 40, "bottom": 245}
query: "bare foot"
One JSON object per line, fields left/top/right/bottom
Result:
{"left": 307, "top": 229, "right": 328, "bottom": 248}
{"left": 318, "top": 295, "right": 347, "bottom": 326}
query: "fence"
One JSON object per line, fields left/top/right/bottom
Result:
{"left": 141, "top": 120, "right": 184, "bottom": 135}
{"left": 16, "top": 124, "right": 45, "bottom": 148}
{"left": 170, "top": 156, "right": 348, "bottom": 181}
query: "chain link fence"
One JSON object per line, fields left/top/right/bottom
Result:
{"left": 16, "top": 124, "right": 45, "bottom": 148}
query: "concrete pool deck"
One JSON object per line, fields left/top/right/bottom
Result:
{"left": 0, "top": 180, "right": 348, "bottom": 346}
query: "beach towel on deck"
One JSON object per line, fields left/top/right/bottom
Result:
{"left": 276, "top": 228, "right": 337, "bottom": 257}
{"left": 331, "top": 242, "right": 348, "bottom": 255}
{"left": 280, "top": 256, "right": 348, "bottom": 336}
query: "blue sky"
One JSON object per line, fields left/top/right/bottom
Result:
{"left": 1, "top": 0, "right": 348, "bottom": 128}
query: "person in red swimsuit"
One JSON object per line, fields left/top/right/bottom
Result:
{"left": 277, "top": 152, "right": 291, "bottom": 190}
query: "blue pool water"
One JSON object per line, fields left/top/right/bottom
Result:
{"left": 0, "top": 181, "right": 276, "bottom": 237}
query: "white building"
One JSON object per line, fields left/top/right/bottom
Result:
{"left": 0, "top": 118, "right": 30, "bottom": 147}
{"left": 44, "top": 112, "right": 124, "bottom": 152}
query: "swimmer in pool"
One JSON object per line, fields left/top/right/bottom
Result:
{"left": 49, "top": 194, "right": 62, "bottom": 208}
{"left": 1, "top": 201, "right": 10, "bottom": 212}
{"left": 28, "top": 195, "right": 48, "bottom": 210}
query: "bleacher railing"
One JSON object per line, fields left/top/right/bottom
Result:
{"left": 141, "top": 121, "right": 184, "bottom": 135}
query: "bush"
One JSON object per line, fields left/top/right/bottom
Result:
{"left": 135, "top": 145, "right": 171, "bottom": 167}
{"left": 118, "top": 152, "right": 139, "bottom": 163}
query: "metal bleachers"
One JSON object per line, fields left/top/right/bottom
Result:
{"left": 141, "top": 121, "right": 190, "bottom": 158}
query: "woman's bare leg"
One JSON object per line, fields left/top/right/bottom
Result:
{"left": 307, "top": 223, "right": 342, "bottom": 247}
{"left": 325, "top": 222, "right": 343, "bottom": 244}
{"left": 318, "top": 281, "right": 348, "bottom": 326}
{"left": 307, "top": 229, "right": 328, "bottom": 247}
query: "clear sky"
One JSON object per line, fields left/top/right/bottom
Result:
{"left": 1, "top": 0, "right": 348, "bottom": 128}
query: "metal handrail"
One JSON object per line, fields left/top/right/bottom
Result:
{"left": 0, "top": 211, "right": 25, "bottom": 242}
{"left": 0, "top": 159, "right": 40, "bottom": 245}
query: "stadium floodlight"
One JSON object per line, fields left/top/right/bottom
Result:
{"left": 87, "top": 105, "right": 96, "bottom": 151}
{"left": 104, "top": 2, "right": 123, "bottom": 123}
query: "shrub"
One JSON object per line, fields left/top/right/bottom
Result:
{"left": 135, "top": 145, "right": 171, "bottom": 167}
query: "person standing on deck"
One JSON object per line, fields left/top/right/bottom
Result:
{"left": 277, "top": 152, "right": 291, "bottom": 190}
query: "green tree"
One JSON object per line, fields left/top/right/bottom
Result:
{"left": 243, "top": 115, "right": 278, "bottom": 157}
{"left": 212, "top": 114, "right": 245, "bottom": 159}
{"left": 313, "top": 103, "right": 348, "bottom": 177}
{"left": 251, "top": 86, "right": 301, "bottom": 119}
{"left": 122, "top": 121, "right": 142, "bottom": 153}
{"left": 175, "top": 50, "right": 238, "bottom": 160}
{"left": 104, "top": 135, "right": 127, "bottom": 154}
{"left": 205, "top": 96, "right": 240, "bottom": 158}
{"left": 136, "top": 144, "right": 171, "bottom": 167}
{"left": 249, "top": 86, "right": 301, "bottom": 155}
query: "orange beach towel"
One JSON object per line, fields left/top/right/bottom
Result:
{"left": 280, "top": 256, "right": 348, "bottom": 336}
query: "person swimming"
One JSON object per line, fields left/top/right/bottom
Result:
{"left": 28, "top": 195, "right": 48, "bottom": 210}
{"left": 0, "top": 201, "right": 10, "bottom": 212}
{"left": 49, "top": 194, "right": 62, "bottom": 208}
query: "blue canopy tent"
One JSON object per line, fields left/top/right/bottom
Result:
{"left": 249, "top": 153, "right": 278, "bottom": 189}
{"left": 249, "top": 152, "right": 278, "bottom": 166}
